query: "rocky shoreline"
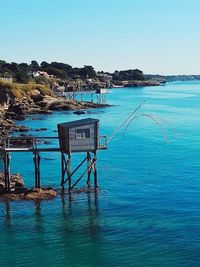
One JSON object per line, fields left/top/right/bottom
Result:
{"left": 0, "top": 172, "right": 58, "bottom": 200}
{"left": 0, "top": 89, "right": 109, "bottom": 136}
{"left": 1, "top": 188, "right": 58, "bottom": 201}
{"left": 123, "top": 80, "right": 164, "bottom": 87}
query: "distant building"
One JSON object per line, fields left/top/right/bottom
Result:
{"left": 33, "top": 71, "right": 49, "bottom": 78}
{"left": 122, "top": 81, "right": 129, "bottom": 85}
{"left": 97, "top": 73, "right": 112, "bottom": 83}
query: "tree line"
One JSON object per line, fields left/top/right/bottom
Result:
{"left": 0, "top": 60, "right": 146, "bottom": 83}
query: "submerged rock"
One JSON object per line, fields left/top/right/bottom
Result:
{"left": 24, "top": 188, "right": 57, "bottom": 200}
{"left": 73, "top": 110, "right": 86, "bottom": 115}
{"left": 75, "top": 187, "right": 98, "bottom": 193}
{"left": 12, "top": 125, "right": 30, "bottom": 132}
{"left": 34, "top": 127, "right": 48, "bottom": 132}
{"left": 0, "top": 169, "right": 57, "bottom": 201}
{"left": 0, "top": 187, "right": 57, "bottom": 201}
{"left": 47, "top": 98, "right": 109, "bottom": 111}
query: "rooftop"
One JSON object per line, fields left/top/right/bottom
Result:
{"left": 58, "top": 118, "right": 99, "bottom": 128}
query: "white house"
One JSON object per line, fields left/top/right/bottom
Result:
{"left": 33, "top": 71, "right": 49, "bottom": 78}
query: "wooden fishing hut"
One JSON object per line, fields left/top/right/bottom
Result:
{"left": 58, "top": 118, "right": 106, "bottom": 191}
{"left": 95, "top": 88, "right": 108, "bottom": 104}
{"left": 0, "top": 118, "right": 107, "bottom": 193}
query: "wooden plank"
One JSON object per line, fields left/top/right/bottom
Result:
{"left": 70, "top": 140, "right": 95, "bottom": 146}
{"left": 2, "top": 147, "right": 61, "bottom": 152}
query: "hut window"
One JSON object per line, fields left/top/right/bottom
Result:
{"left": 76, "top": 128, "right": 90, "bottom": 139}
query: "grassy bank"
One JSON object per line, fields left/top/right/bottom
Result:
{"left": 0, "top": 80, "right": 54, "bottom": 99}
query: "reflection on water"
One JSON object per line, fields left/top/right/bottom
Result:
{"left": 2, "top": 191, "right": 100, "bottom": 229}
{"left": 4, "top": 201, "right": 11, "bottom": 229}
{"left": 0, "top": 192, "right": 103, "bottom": 266}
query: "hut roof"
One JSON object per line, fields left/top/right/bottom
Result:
{"left": 58, "top": 118, "right": 99, "bottom": 128}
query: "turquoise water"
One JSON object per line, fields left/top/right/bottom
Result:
{"left": 1, "top": 81, "right": 200, "bottom": 266}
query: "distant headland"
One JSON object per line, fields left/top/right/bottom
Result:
{"left": 0, "top": 60, "right": 165, "bottom": 89}
{"left": 1, "top": 60, "right": 199, "bottom": 90}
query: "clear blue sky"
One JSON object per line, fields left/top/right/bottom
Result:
{"left": 1, "top": 0, "right": 200, "bottom": 75}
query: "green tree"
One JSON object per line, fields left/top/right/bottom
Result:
{"left": 30, "top": 60, "right": 39, "bottom": 69}
{"left": 40, "top": 61, "right": 50, "bottom": 70}
{"left": 79, "top": 65, "right": 96, "bottom": 79}
{"left": 15, "top": 71, "right": 29, "bottom": 83}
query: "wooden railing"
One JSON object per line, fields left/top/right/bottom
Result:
{"left": 0, "top": 135, "right": 107, "bottom": 151}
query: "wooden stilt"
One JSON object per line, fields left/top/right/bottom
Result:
{"left": 87, "top": 152, "right": 92, "bottom": 188}
{"left": 4, "top": 152, "right": 11, "bottom": 191}
{"left": 38, "top": 153, "right": 41, "bottom": 188}
{"left": 68, "top": 153, "right": 72, "bottom": 192}
{"left": 61, "top": 153, "right": 65, "bottom": 189}
{"left": 93, "top": 151, "right": 98, "bottom": 188}
{"left": 4, "top": 153, "right": 7, "bottom": 191}
{"left": 33, "top": 152, "right": 41, "bottom": 188}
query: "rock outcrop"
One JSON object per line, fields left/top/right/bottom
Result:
{"left": 0, "top": 92, "right": 109, "bottom": 136}
{"left": 0, "top": 172, "right": 57, "bottom": 201}
{"left": 0, "top": 172, "right": 24, "bottom": 189}
{"left": 1, "top": 188, "right": 57, "bottom": 201}
{"left": 24, "top": 188, "right": 57, "bottom": 200}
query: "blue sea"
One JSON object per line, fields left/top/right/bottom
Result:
{"left": 1, "top": 81, "right": 200, "bottom": 266}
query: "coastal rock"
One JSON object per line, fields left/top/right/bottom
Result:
{"left": 24, "top": 188, "right": 57, "bottom": 200}
{"left": 0, "top": 182, "right": 57, "bottom": 201}
{"left": 7, "top": 102, "right": 27, "bottom": 116}
{"left": 48, "top": 100, "right": 72, "bottom": 110}
{"left": 123, "top": 80, "right": 161, "bottom": 87}
{"left": 31, "top": 93, "right": 44, "bottom": 104}
{"left": 0, "top": 118, "right": 15, "bottom": 134}
{"left": 5, "top": 111, "right": 25, "bottom": 121}
{"left": 0, "top": 84, "right": 15, "bottom": 106}
{"left": 12, "top": 125, "right": 30, "bottom": 132}
{"left": 35, "top": 128, "right": 47, "bottom": 132}
{"left": 36, "top": 100, "right": 48, "bottom": 108}
{"left": 0, "top": 89, "right": 109, "bottom": 138}
{"left": 73, "top": 110, "right": 86, "bottom": 115}
{"left": 1, "top": 193, "right": 25, "bottom": 201}
{"left": 6, "top": 99, "right": 41, "bottom": 119}
{"left": 0, "top": 173, "right": 24, "bottom": 189}
{"left": 48, "top": 99, "right": 109, "bottom": 111}
{"left": 37, "top": 109, "right": 52, "bottom": 114}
